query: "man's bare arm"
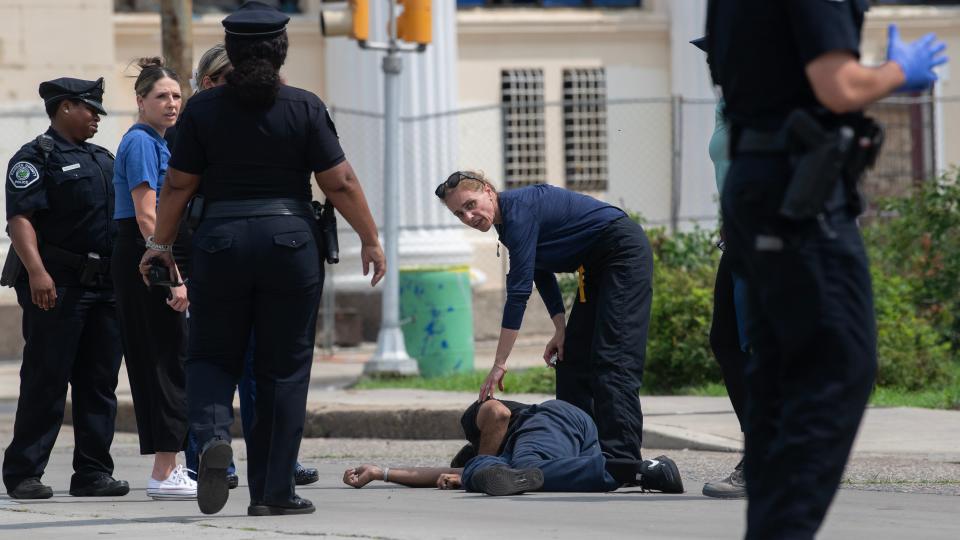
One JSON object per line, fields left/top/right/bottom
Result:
{"left": 805, "top": 51, "right": 905, "bottom": 115}
{"left": 343, "top": 464, "right": 462, "bottom": 489}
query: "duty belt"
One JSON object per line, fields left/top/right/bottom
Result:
{"left": 41, "top": 244, "right": 110, "bottom": 272}
{"left": 736, "top": 128, "right": 788, "bottom": 154}
{"left": 203, "top": 198, "right": 314, "bottom": 220}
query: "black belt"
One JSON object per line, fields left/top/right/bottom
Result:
{"left": 41, "top": 244, "right": 110, "bottom": 272}
{"left": 736, "top": 128, "right": 788, "bottom": 154}
{"left": 203, "top": 198, "right": 314, "bottom": 220}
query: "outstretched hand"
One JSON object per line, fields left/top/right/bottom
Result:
{"left": 478, "top": 364, "right": 507, "bottom": 403}
{"left": 887, "top": 24, "right": 948, "bottom": 92}
{"left": 343, "top": 464, "right": 383, "bottom": 488}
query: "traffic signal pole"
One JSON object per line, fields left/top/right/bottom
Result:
{"left": 364, "top": 2, "right": 419, "bottom": 376}
{"left": 321, "top": 1, "right": 427, "bottom": 376}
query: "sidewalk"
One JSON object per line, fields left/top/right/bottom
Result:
{"left": 0, "top": 338, "right": 958, "bottom": 460}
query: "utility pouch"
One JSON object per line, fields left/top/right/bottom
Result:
{"left": 185, "top": 194, "right": 206, "bottom": 231}
{"left": 779, "top": 109, "right": 855, "bottom": 220}
{"left": 0, "top": 248, "right": 24, "bottom": 287}
{"left": 78, "top": 252, "right": 104, "bottom": 287}
{"left": 312, "top": 200, "right": 340, "bottom": 264}
{"left": 843, "top": 117, "right": 885, "bottom": 215}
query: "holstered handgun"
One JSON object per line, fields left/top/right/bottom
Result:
{"left": 312, "top": 200, "right": 339, "bottom": 264}
{"left": 0, "top": 245, "right": 24, "bottom": 287}
{"left": 779, "top": 110, "right": 855, "bottom": 220}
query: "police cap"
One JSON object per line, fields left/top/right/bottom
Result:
{"left": 39, "top": 77, "right": 107, "bottom": 116}
{"left": 222, "top": 1, "right": 289, "bottom": 39}
{"left": 690, "top": 37, "right": 708, "bottom": 53}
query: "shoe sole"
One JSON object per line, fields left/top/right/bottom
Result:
{"left": 652, "top": 455, "right": 684, "bottom": 494}
{"left": 247, "top": 504, "right": 316, "bottom": 516}
{"left": 701, "top": 484, "right": 746, "bottom": 499}
{"left": 295, "top": 473, "right": 319, "bottom": 486}
{"left": 9, "top": 490, "right": 53, "bottom": 500}
{"left": 473, "top": 467, "right": 544, "bottom": 496}
{"left": 70, "top": 486, "right": 130, "bottom": 497}
{"left": 148, "top": 493, "right": 198, "bottom": 500}
{"left": 197, "top": 441, "right": 233, "bottom": 515}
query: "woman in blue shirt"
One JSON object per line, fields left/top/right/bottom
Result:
{"left": 110, "top": 58, "right": 194, "bottom": 500}
{"left": 436, "top": 171, "right": 679, "bottom": 488}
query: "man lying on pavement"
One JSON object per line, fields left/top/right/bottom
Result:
{"left": 342, "top": 399, "right": 684, "bottom": 496}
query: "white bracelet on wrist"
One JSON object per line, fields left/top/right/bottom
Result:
{"left": 383, "top": 467, "right": 390, "bottom": 483}
{"left": 145, "top": 235, "right": 173, "bottom": 252}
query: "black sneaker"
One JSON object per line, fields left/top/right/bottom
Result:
{"left": 471, "top": 465, "right": 544, "bottom": 496}
{"left": 294, "top": 466, "right": 319, "bottom": 486}
{"left": 197, "top": 439, "right": 233, "bottom": 515}
{"left": 702, "top": 458, "right": 745, "bottom": 499}
{"left": 8, "top": 477, "right": 53, "bottom": 499}
{"left": 248, "top": 495, "right": 315, "bottom": 516}
{"left": 639, "top": 455, "right": 684, "bottom": 494}
{"left": 69, "top": 475, "right": 130, "bottom": 497}
{"left": 227, "top": 473, "right": 239, "bottom": 490}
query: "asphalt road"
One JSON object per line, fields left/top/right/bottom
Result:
{"left": 0, "top": 416, "right": 958, "bottom": 540}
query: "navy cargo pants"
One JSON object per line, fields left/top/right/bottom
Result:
{"left": 722, "top": 152, "right": 877, "bottom": 540}
{"left": 3, "top": 283, "right": 122, "bottom": 492}
{"left": 186, "top": 214, "right": 322, "bottom": 505}
{"left": 557, "top": 216, "right": 652, "bottom": 467}
{"left": 462, "top": 400, "right": 620, "bottom": 492}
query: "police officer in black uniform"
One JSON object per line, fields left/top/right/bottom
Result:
{"left": 707, "top": 2, "right": 947, "bottom": 538}
{"left": 139, "top": 1, "right": 385, "bottom": 516}
{"left": 2, "top": 77, "right": 128, "bottom": 499}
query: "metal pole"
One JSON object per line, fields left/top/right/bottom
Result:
{"left": 365, "top": 0, "right": 418, "bottom": 376}
{"left": 160, "top": 0, "right": 193, "bottom": 101}
{"left": 670, "top": 94, "right": 682, "bottom": 234}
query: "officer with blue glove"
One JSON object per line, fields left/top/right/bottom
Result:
{"left": 707, "top": 1, "right": 946, "bottom": 538}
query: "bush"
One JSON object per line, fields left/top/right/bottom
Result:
{"left": 865, "top": 172, "right": 960, "bottom": 347}
{"left": 871, "top": 266, "right": 953, "bottom": 390}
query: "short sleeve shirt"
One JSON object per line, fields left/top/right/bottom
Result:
{"left": 4, "top": 127, "right": 116, "bottom": 282}
{"left": 113, "top": 123, "right": 169, "bottom": 219}
{"left": 708, "top": 0, "right": 868, "bottom": 129}
{"left": 169, "top": 85, "right": 345, "bottom": 201}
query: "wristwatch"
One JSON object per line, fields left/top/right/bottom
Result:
{"left": 145, "top": 235, "right": 173, "bottom": 252}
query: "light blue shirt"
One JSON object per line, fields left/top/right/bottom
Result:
{"left": 708, "top": 101, "right": 730, "bottom": 194}
{"left": 113, "top": 123, "right": 169, "bottom": 219}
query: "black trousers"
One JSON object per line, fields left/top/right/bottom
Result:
{"left": 709, "top": 249, "right": 749, "bottom": 431}
{"left": 112, "top": 219, "right": 189, "bottom": 454}
{"left": 722, "top": 153, "right": 877, "bottom": 540}
{"left": 186, "top": 214, "right": 322, "bottom": 505}
{"left": 557, "top": 217, "right": 653, "bottom": 465}
{"left": 2, "top": 281, "right": 122, "bottom": 492}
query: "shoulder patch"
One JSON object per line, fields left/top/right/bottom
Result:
{"left": 7, "top": 161, "right": 40, "bottom": 189}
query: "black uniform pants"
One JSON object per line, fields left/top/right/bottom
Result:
{"left": 709, "top": 249, "right": 749, "bottom": 431}
{"left": 186, "top": 214, "right": 322, "bottom": 505}
{"left": 557, "top": 217, "right": 653, "bottom": 466}
{"left": 2, "top": 282, "right": 122, "bottom": 492}
{"left": 112, "top": 220, "right": 189, "bottom": 454}
{"left": 721, "top": 153, "right": 877, "bottom": 540}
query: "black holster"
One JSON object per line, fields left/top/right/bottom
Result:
{"left": 185, "top": 194, "right": 205, "bottom": 231}
{"left": 0, "top": 248, "right": 24, "bottom": 287}
{"left": 312, "top": 200, "right": 339, "bottom": 264}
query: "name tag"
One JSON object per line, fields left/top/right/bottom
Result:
{"left": 61, "top": 163, "right": 81, "bottom": 172}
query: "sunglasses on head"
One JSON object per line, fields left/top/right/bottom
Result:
{"left": 435, "top": 171, "right": 482, "bottom": 199}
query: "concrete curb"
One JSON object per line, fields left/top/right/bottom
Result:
{"left": 66, "top": 399, "right": 741, "bottom": 453}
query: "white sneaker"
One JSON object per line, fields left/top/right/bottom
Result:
{"left": 147, "top": 464, "right": 198, "bottom": 500}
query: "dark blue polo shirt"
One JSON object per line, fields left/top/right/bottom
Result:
{"left": 495, "top": 184, "right": 626, "bottom": 330}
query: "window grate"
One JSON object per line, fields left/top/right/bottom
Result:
{"left": 563, "top": 68, "right": 608, "bottom": 191}
{"left": 501, "top": 69, "right": 547, "bottom": 189}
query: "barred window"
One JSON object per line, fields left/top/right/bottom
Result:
{"left": 563, "top": 68, "right": 608, "bottom": 191}
{"left": 501, "top": 69, "right": 546, "bottom": 189}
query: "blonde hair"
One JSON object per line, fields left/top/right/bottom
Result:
{"left": 437, "top": 170, "right": 497, "bottom": 200}
{"left": 195, "top": 44, "right": 231, "bottom": 90}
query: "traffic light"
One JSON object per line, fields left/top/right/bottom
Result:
{"left": 320, "top": 0, "right": 369, "bottom": 42}
{"left": 396, "top": 0, "right": 431, "bottom": 46}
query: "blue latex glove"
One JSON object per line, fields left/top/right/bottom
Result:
{"left": 887, "top": 24, "right": 948, "bottom": 92}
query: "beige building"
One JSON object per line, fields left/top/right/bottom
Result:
{"left": 1, "top": 0, "right": 959, "bottom": 350}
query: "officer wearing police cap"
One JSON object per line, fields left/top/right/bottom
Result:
{"left": 2, "top": 77, "right": 128, "bottom": 499}
{"left": 140, "top": 1, "right": 385, "bottom": 516}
